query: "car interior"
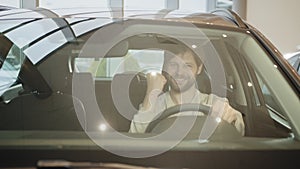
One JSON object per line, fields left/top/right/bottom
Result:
{"left": 0, "top": 20, "right": 292, "bottom": 139}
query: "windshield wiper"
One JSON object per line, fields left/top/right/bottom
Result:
{"left": 37, "top": 160, "right": 160, "bottom": 169}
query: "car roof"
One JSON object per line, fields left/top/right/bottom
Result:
{"left": 0, "top": 8, "right": 245, "bottom": 28}
{"left": 0, "top": 8, "right": 248, "bottom": 65}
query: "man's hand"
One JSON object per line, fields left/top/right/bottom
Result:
{"left": 221, "top": 102, "right": 245, "bottom": 136}
{"left": 141, "top": 72, "right": 167, "bottom": 110}
{"left": 212, "top": 99, "right": 245, "bottom": 136}
{"left": 146, "top": 72, "right": 167, "bottom": 93}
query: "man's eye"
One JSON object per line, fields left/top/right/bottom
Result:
{"left": 168, "top": 63, "right": 177, "bottom": 68}
{"left": 186, "top": 64, "right": 193, "bottom": 68}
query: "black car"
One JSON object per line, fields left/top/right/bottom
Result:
{"left": 0, "top": 8, "right": 299, "bottom": 169}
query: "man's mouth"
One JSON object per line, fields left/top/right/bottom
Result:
{"left": 175, "top": 78, "right": 186, "bottom": 85}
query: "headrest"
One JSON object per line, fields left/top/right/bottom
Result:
{"left": 106, "top": 40, "right": 129, "bottom": 57}
{"left": 196, "top": 69, "right": 211, "bottom": 94}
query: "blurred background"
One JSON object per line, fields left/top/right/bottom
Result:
{"left": 1, "top": 0, "right": 300, "bottom": 56}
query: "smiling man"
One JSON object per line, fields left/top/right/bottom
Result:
{"left": 129, "top": 47, "right": 245, "bottom": 136}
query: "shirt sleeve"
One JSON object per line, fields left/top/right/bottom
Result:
{"left": 129, "top": 95, "right": 166, "bottom": 133}
{"left": 224, "top": 102, "right": 245, "bottom": 136}
{"left": 206, "top": 94, "right": 245, "bottom": 136}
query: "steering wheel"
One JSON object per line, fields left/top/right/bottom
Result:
{"left": 145, "top": 103, "right": 210, "bottom": 133}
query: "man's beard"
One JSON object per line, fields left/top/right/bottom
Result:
{"left": 166, "top": 74, "right": 196, "bottom": 93}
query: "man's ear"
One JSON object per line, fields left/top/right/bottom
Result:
{"left": 197, "top": 64, "right": 203, "bottom": 75}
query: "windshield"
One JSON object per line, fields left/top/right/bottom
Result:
{"left": 0, "top": 17, "right": 299, "bottom": 159}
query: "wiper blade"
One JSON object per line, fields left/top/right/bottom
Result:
{"left": 37, "top": 160, "right": 160, "bottom": 169}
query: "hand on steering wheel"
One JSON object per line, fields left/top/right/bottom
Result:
{"left": 145, "top": 103, "right": 210, "bottom": 133}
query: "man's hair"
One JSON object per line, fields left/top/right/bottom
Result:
{"left": 164, "top": 45, "right": 203, "bottom": 67}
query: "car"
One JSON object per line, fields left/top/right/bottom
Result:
{"left": 0, "top": 7, "right": 299, "bottom": 169}
{"left": 285, "top": 51, "right": 300, "bottom": 74}
{"left": 0, "top": 5, "right": 16, "bottom": 11}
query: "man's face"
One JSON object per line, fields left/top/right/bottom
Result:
{"left": 163, "top": 51, "right": 202, "bottom": 93}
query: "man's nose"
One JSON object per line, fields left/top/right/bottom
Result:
{"left": 175, "top": 65, "right": 186, "bottom": 76}
{"left": 179, "top": 64, "right": 190, "bottom": 73}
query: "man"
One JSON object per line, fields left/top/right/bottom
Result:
{"left": 129, "top": 47, "right": 245, "bottom": 136}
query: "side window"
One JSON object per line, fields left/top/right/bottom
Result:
{"left": 222, "top": 38, "right": 293, "bottom": 137}
{"left": 255, "top": 72, "right": 292, "bottom": 132}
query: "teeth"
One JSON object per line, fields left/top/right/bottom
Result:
{"left": 176, "top": 79, "right": 185, "bottom": 83}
